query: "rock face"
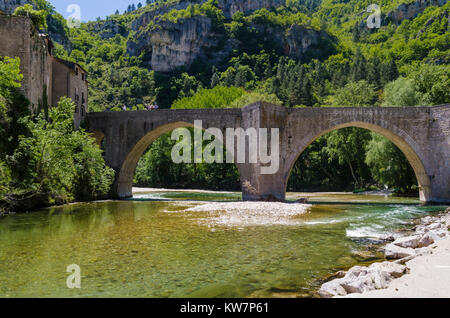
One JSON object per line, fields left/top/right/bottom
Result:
{"left": 387, "top": 0, "right": 448, "bottom": 25}
{"left": 285, "top": 25, "right": 333, "bottom": 61}
{"left": 87, "top": 19, "right": 129, "bottom": 40}
{"left": 128, "top": 15, "right": 228, "bottom": 72}
{"left": 151, "top": 16, "right": 217, "bottom": 72}
{"left": 217, "top": 0, "right": 285, "bottom": 18}
{"left": 0, "top": 0, "right": 32, "bottom": 14}
{"left": 127, "top": 13, "right": 333, "bottom": 72}
{"left": 126, "top": 0, "right": 332, "bottom": 72}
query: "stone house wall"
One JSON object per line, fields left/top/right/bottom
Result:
{"left": 0, "top": 14, "right": 52, "bottom": 112}
{"left": 0, "top": 14, "right": 88, "bottom": 127}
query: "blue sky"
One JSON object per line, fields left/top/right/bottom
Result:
{"left": 48, "top": 0, "right": 141, "bottom": 22}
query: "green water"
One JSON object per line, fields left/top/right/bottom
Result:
{"left": 0, "top": 191, "right": 445, "bottom": 298}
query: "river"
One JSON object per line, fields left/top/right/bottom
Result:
{"left": 0, "top": 190, "right": 445, "bottom": 298}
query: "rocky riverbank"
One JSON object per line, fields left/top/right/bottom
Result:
{"left": 319, "top": 207, "right": 450, "bottom": 298}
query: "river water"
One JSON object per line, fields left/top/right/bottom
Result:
{"left": 0, "top": 191, "right": 445, "bottom": 298}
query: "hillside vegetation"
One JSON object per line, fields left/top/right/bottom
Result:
{"left": 1, "top": 0, "right": 449, "bottom": 202}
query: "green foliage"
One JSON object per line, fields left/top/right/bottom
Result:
{"left": 383, "top": 64, "right": 450, "bottom": 106}
{"left": 134, "top": 131, "right": 240, "bottom": 191}
{"left": 0, "top": 56, "right": 23, "bottom": 122}
{"left": 4, "top": 98, "right": 114, "bottom": 211}
{"left": 0, "top": 161, "right": 11, "bottom": 201}
{"left": 383, "top": 77, "right": 423, "bottom": 106}
{"left": 229, "top": 92, "right": 282, "bottom": 108}
{"left": 366, "top": 134, "right": 417, "bottom": 192}
{"left": 160, "top": 0, "right": 225, "bottom": 30}
{"left": 0, "top": 56, "right": 30, "bottom": 157}
{"left": 325, "top": 128, "right": 373, "bottom": 189}
{"left": 13, "top": 4, "right": 48, "bottom": 30}
{"left": 325, "top": 80, "right": 378, "bottom": 107}
{"left": 172, "top": 86, "right": 245, "bottom": 109}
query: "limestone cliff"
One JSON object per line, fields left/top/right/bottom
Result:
{"left": 387, "top": 0, "right": 448, "bottom": 24}
{"left": 126, "top": 0, "right": 333, "bottom": 73}
{"left": 285, "top": 25, "right": 334, "bottom": 61}
{"left": 128, "top": 15, "right": 229, "bottom": 72}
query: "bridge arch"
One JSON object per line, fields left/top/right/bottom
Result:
{"left": 283, "top": 121, "right": 431, "bottom": 202}
{"left": 115, "top": 121, "right": 240, "bottom": 198}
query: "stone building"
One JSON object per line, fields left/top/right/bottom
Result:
{"left": 0, "top": 13, "right": 88, "bottom": 128}
{"left": 52, "top": 57, "right": 88, "bottom": 128}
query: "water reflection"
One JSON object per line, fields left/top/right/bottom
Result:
{"left": 0, "top": 193, "right": 444, "bottom": 298}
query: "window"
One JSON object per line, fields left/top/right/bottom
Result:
{"left": 75, "top": 68, "right": 79, "bottom": 76}
{"left": 81, "top": 106, "right": 85, "bottom": 117}
{"left": 82, "top": 73, "right": 85, "bottom": 81}
{"left": 82, "top": 92, "right": 85, "bottom": 104}
{"left": 75, "top": 87, "right": 79, "bottom": 103}
{"left": 75, "top": 105, "right": 79, "bottom": 113}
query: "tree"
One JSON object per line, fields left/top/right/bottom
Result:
{"left": 5, "top": 98, "right": 114, "bottom": 210}
{"left": 410, "top": 64, "right": 450, "bottom": 105}
{"left": 350, "top": 48, "right": 367, "bottom": 82}
{"left": 325, "top": 128, "right": 372, "bottom": 189}
{"left": 322, "top": 80, "right": 377, "bottom": 188}
{"left": 365, "top": 134, "right": 417, "bottom": 192}
{"left": 210, "top": 72, "right": 220, "bottom": 88}
{"left": 383, "top": 77, "right": 422, "bottom": 106}
{"left": 325, "top": 81, "right": 377, "bottom": 107}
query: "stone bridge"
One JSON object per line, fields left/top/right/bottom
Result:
{"left": 86, "top": 102, "right": 450, "bottom": 204}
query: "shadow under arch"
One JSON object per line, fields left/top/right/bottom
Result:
{"left": 116, "top": 121, "right": 240, "bottom": 198}
{"left": 283, "top": 121, "right": 431, "bottom": 202}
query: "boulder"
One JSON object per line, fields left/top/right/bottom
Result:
{"left": 418, "top": 233, "right": 435, "bottom": 247}
{"left": 427, "top": 222, "right": 444, "bottom": 231}
{"left": 369, "top": 261, "right": 407, "bottom": 279}
{"left": 318, "top": 279, "right": 348, "bottom": 298}
{"left": 393, "top": 235, "right": 420, "bottom": 248}
{"left": 384, "top": 243, "right": 416, "bottom": 259}
{"left": 318, "top": 262, "right": 407, "bottom": 297}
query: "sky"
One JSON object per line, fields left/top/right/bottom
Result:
{"left": 48, "top": 0, "right": 141, "bottom": 22}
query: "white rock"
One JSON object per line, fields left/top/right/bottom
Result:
{"left": 418, "top": 233, "right": 435, "bottom": 247}
{"left": 421, "top": 216, "right": 440, "bottom": 225}
{"left": 384, "top": 243, "right": 416, "bottom": 259}
{"left": 319, "top": 261, "right": 407, "bottom": 297}
{"left": 393, "top": 235, "right": 420, "bottom": 248}
{"left": 341, "top": 275, "right": 375, "bottom": 294}
{"left": 427, "top": 223, "right": 444, "bottom": 231}
{"left": 369, "top": 261, "right": 407, "bottom": 278}
{"left": 318, "top": 279, "right": 347, "bottom": 298}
